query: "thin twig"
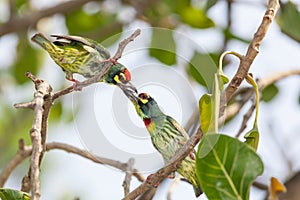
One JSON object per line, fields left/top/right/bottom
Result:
{"left": 221, "top": 0, "right": 280, "bottom": 109}
{"left": 258, "top": 69, "right": 300, "bottom": 89}
{"left": 219, "top": 88, "right": 254, "bottom": 124}
{"left": 166, "top": 175, "right": 182, "bottom": 200}
{"left": 253, "top": 181, "right": 268, "bottom": 190}
{"left": 14, "top": 101, "right": 35, "bottom": 109}
{"left": 221, "top": 0, "right": 233, "bottom": 51}
{"left": 8, "top": 0, "right": 15, "bottom": 20}
{"left": 234, "top": 69, "right": 300, "bottom": 137}
{"left": 123, "top": 127, "right": 203, "bottom": 200}
{"left": 123, "top": 158, "right": 135, "bottom": 196}
{"left": 0, "top": 140, "right": 31, "bottom": 187}
{"left": 46, "top": 142, "right": 142, "bottom": 177}
{"left": 0, "top": 142, "right": 144, "bottom": 187}
{"left": 52, "top": 29, "right": 141, "bottom": 101}
{"left": 235, "top": 97, "right": 256, "bottom": 138}
{"left": 0, "top": 0, "right": 95, "bottom": 36}
{"left": 220, "top": 68, "right": 300, "bottom": 124}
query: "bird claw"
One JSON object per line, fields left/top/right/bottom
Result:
{"left": 102, "top": 57, "right": 118, "bottom": 65}
{"left": 72, "top": 82, "right": 82, "bottom": 91}
{"left": 146, "top": 174, "right": 159, "bottom": 188}
{"left": 67, "top": 78, "right": 82, "bottom": 91}
{"left": 167, "top": 172, "right": 175, "bottom": 179}
{"left": 189, "top": 151, "right": 196, "bottom": 160}
{"left": 177, "top": 139, "right": 196, "bottom": 160}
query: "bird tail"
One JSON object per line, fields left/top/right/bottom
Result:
{"left": 193, "top": 185, "right": 203, "bottom": 198}
{"left": 31, "top": 33, "right": 52, "bottom": 50}
{"left": 180, "top": 177, "right": 203, "bottom": 197}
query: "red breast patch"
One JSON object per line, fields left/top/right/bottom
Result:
{"left": 143, "top": 118, "right": 152, "bottom": 128}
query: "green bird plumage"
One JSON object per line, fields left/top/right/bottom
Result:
{"left": 31, "top": 33, "right": 131, "bottom": 85}
{"left": 132, "top": 93, "right": 202, "bottom": 197}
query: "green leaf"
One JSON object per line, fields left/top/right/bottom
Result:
{"left": 196, "top": 134, "right": 264, "bottom": 200}
{"left": 205, "top": 0, "right": 219, "bottom": 11}
{"left": 276, "top": 1, "right": 300, "bottom": 43}
{"left": 261, "top": 83, "right": 279, "bottom": 102}
{"left": 220, "top": 73, "right": 229, "bottom": 85}
{"left": 179, "top": 6, "right": 215, "bottom": 28}
{"left": 100, "top": 32, "right": 123, "bottom": 49}
{"left": 65, "top": 9, "right": 122, "bottom": 45}
{"left": 13, "top": 36, "right": 41, "bottom": 84}
{"left": 244, "top": 125, "right": 259, "bottom": 151}
{"left": 186, "top": 51, "right": 217, "bottom": 90}
{"left": 66, "top": 9, "right": 109, "bottom": 34}
{"left": 15, "top": 0, "right": 27, "bottom": 9}
{"left": 0, "top": 188, "right": 30, "bottom": 200}
{"left": 199, "top": 94, "right": 213, "bottom": 134}
{"left": 149, "top": 28, "right": 176, "bottom": 65}
{"left": 243, "top": 74, "right": 260, "bottom": 152}
{"left": 223, "top": 28, "right": 251, "bottom": 44}
{"left": 164, "top": 0, "right": 190, "bottom": 13}
{"left": 210, "top": 73, "right": 222, "bottom": 132}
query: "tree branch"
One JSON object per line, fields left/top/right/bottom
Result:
{"left": 222, "top": 0, "right": 280, "bottom": 105}
{"left": 235, "top": 97, "right": 256, "bottom": 137}
{"left": 0, "top": 140, "right": 30, "bottom": 187}
{"left": 123, "top": 127, "right": 203, "bottom": 200}
{"left": 13, "top": 72, "right": 53, "bottom": 200}
{"left": 258, "top": 69, "right": 300, "bottom": 89}
{"left": 0, "top": 142, "right": 144, "bottom": 188}
{"left": 122, "top": 158, "right": 135, "bottom": 196}
{"left": 0, "top": 0, "right": 96, "bottom": 36}
{"left": 220, "top": 68, "right": 300, "bottom": 125}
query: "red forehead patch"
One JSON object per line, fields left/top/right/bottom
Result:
{"left": 139, "top": 93, "right": 148, "bottom": 99}
{"left": 124, "top": 69, "right": 131, "bottom": 82}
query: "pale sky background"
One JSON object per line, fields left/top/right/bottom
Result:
{"left": 1, "top": 0, "right": 300, "bottom": 200}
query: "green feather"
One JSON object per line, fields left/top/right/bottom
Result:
{"left": 31, "top": 33, "right": 130, "bottom": 84}
{"left": 135, "top": 93, "right": 202, "bottom": 197}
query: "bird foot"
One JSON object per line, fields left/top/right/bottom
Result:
{"left": 177, "top": 139, "right": 196, "bottom": 160}
{"left": 102, "top": 57, "right": 118, "bottom": 65}
{"left": 146, "top": 174, "right": 159, "bottom": 188}
{"left": 167, "top": 172, "right": 175, "bottom": 179}
{"left": 67, "top": 78, "right": 82, "bottom": 91}
{"left": 189, "top": 151, "right": 196, "bottom": 160}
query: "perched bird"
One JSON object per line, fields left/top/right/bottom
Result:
{"left": 31, "top": 33, "right": 132, "bottom": 87}
{"left": 126, "top": 92, "right": 202, "bottom": 197}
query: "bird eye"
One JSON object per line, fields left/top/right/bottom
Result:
{"left": 119, "top": 73, "right": 126, "bottom": 82}
{"left": 139, "top": 93, "right": 147, "bottom": 99}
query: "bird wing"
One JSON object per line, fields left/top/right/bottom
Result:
{"left": 51, "top": 35, "right": 94, "bottom": 47}
{"left": 167, "top": 116, "right": 197, "bottom": 161}
{"left": 51, "top": 35, "right": 111, "bottom": 59}
{"left": 166, "top": 116, "right": 189, "bottom": 141}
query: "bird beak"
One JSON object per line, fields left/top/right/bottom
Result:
{"left": 118, "top": 82, "right": 139, "bottom": 103}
